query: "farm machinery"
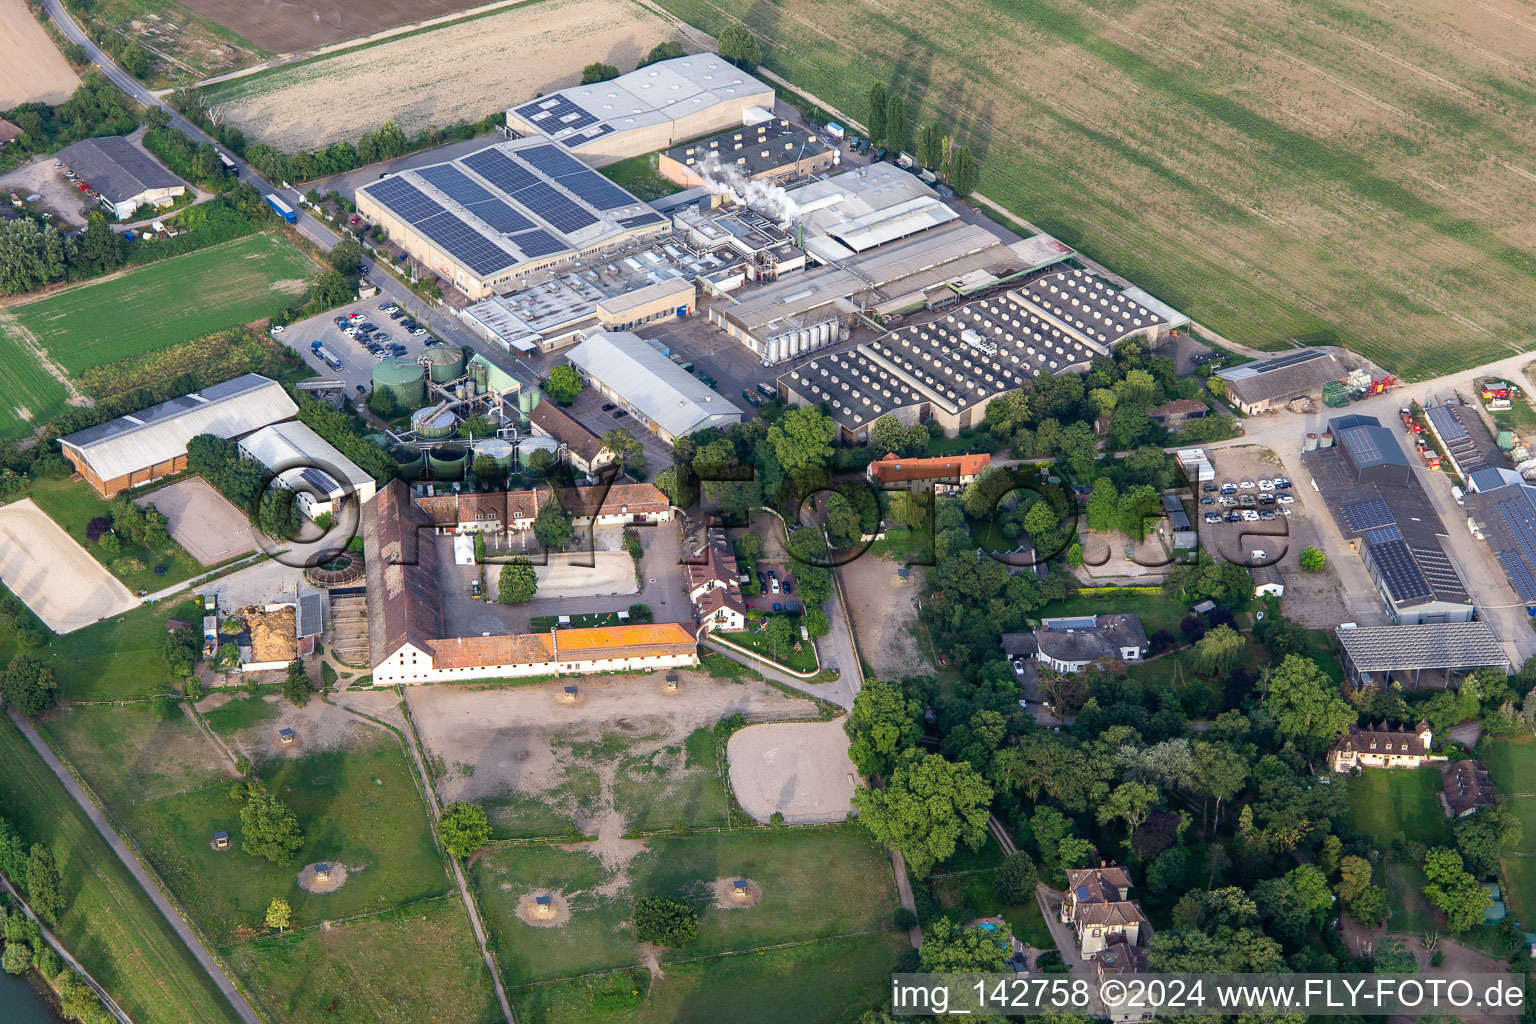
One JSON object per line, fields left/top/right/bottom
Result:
{"left": 1345, "top": 369, "right": 1397, "bottom": 400}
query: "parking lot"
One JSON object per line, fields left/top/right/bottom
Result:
{"left": 272, "top": 293, "right": 451, "bottom": 396}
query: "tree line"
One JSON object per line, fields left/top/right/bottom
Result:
{"left": 866, "top": 82, "right": 977, "bottom": 196}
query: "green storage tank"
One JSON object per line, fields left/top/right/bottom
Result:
{"left": 476, "top": 437, "right": 515, "bottom": 471}
{"left": 472, "top": 359, "right": 489, "bottom": 395}
{"left": 422, "top": 346, "right": 464, "bottom": 385}
{"left": 412, "top": 405, "right": 457, "bottom": 440}
{"left": 428, "top": 445, "right": 467, "bottom": 478}
{"left": 373, "top": 357, "right": 426, "bottom": 407}
{"left": 392, "top": 445, "right": 425, "bottom": 480}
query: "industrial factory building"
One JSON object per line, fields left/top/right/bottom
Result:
{"left": 658, "top": 118, "right": 836, "bottom": 188}
{"left": 776, "top": 288, "right": 1101, "bottom": 437}
{"left": 356, "top": 136, "right": 669, "bottom": 300}
{"left": 59, "top": 374, "right": 297, "bottom": 498}
{"left": 55, "top": 136, "right": 187, "bottom": 220}
{"left": 565, "top": 330, "right": 742, "bottom": 442}
{"left": 1216, "top": 349, "right": 1344, "bottom": 415}
{"left": 505, "top": 55, "right": 775, "bottom": 166}
{"left": 1303, "top": 415, "right": 1475, "bottom": 625}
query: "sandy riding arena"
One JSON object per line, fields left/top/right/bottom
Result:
{"left": 0, "top": 0, "right": 80, "bottom": 108}
{"left": 203, "top": 0, "right": 679, "bottom": 152}
{"left": 514, "top": 890, "right": 571, "bottom": 927}
{"left": 727, "top": 720, "right": 858, "bottom": 825}
{"left": 137, "top": 478, "right": 260, "bottom": 566}
{"left": 0, "top": 499, "right": 138, "bottom": 633}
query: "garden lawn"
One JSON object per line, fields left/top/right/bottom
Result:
{"left": 116, "top": 733, "right": 450, "bottom": 942}
{"left": 718, "top": 625, "right": 818, "bottom": 673}
{"left": 1347, "top": 766, "right": 1451, "bottom": 846}
{"left": 1038, "top": 591, "right": 1189, "bottom": 636}
{"left": 511, "top": 931, "right": 905, "bottom": 1024}
{"left": 224, "top": 897, "right": 499, "bottom": 1024}
{"left": 472, "top": 827, "right": 898, "bottom": 985}
{"left": 46, "top": 596, "right": 206, "bottom": 702}
{"left": 25, "top": 475, "right": 207, "bottom": 593}
{"left": 1480, "top": 735, "right": 1536, "bottom": 795}
{"left": 200, "top": 694, "right": 284, "bottom": 735}
{"left": 598, "top": 153, "right": 683, "bottom": 201}
{"left": 11, "top": 233, "right": 314, "bottom": 373}
{"left": 0, "top": 719, "right": 242, "bottom": 1024}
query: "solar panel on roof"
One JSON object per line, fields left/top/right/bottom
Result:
{"left": 518, "top": 144, "right": 588, "bottom": 179}
{"left": 1341, "top": 425, "right": 1382, "bottom": 464}
{"left": 1343, "top": 498, "right": 1395, "bottom": 532}
{"left": 461, "top": 148, "right": 542, "bottom": 197}
{"left": 561, "top": 123, "right": 615, "bottom": 148}
{"left": 365, "top": 176, "right": 446, "bottom": 226}
{"left": 415, "top": 212, "right": 516, "bottom": 276}
{"left": 1367, "top": 538, "right": 1431, "bottom": 602}
{"left": 415, "top": 164, "right": 494, "bottom": 205}
{"left": 515, "top": 181, "right": 598, "bottom": 233}
{"left": 1364, "top": 524, "right": 1403, "bottom": 544}
{"left": 1500, "top": 551, "right": 1536, "bottom": 603}
{"left": 299, "top": 467, "right": 338, "bottom": 493}
{"left": 618, "top": 212, "right": 665, "bottom": 228}
{"left": 509, "top": 229, "right": 564, "bottom": 258}
{"left": 514, "top": 96, "right": 598, "bottom": 133}
{"left": 561, "top": 168, "right": 642, "bottom": 210}
{"left": 467, "top": 199, "right": 534, "bottom": 234}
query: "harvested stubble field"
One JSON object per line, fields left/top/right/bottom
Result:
{"left": 7, "top": 233, "right": 314, "bottom": 375}
{"left": 0, "top": 0, "right": 80, "bottom": 107}
{"left": 661, "top": 0, "right": 1536, "bottom": 379}
{"left": 203, "top": 0, "right": 679, "bottom": 152}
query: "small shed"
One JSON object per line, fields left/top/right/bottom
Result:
{"left": 559, "top": 685, "right": 578, "bottom": 704}
{"left": 617, "top": 609, "right": 630, "bottom": 622}
{"left": 732, "top": 879, "right": 750, "bottom": 899}
{"left": 278, "top": 727, "right": 296, "bottom": 745}
{"left": 665, "top": 674, "right": 680, "bottom": 692}
{"left": 315, "top": 863, "right": 331, "bottom": 880}
{"left": 213, "top": 831, "right": 229, "bottom": 850}
{"left": 534, "top": 894, "right": 553, "bottom": 916}
{"left": 1192, "top": 600, "right": 1216, "bottom": 616}
{"left": 557, "top": 615, "right": 571, "bottom": 627}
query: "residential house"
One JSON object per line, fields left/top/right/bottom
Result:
{"left": 527, "top": 399, "right": 617, "bottom": 476}
{"left": 1033, "top": 615, "right": 1148, "bottom": 674}
{"left": 1326, "top": 720, "right": 1440, "bottom": 773}
{"left": 1442, "top": 761, "right": 1496, "bottom": 818}
{"left": 1060, "top": 865, "right": 1150, "bottom": 958}
{"left": 686, "top": 526, "right": 747, "bottom": 632}
{"left": 866, "top": 452, "right": 991, "bottom": 492}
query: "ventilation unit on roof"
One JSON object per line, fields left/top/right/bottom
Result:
{"left": 960, "top": 328, "right": 997, "bottom": 358}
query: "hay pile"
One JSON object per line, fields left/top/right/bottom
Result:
{"left": 243, "top": 605, "right": 297, "bottom": 663}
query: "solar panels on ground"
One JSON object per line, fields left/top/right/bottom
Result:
{"left": 415, "top": 212, "right": 515, "bottom": 276}
{"left": 415, "top": 164, "right": 494, "bottom": 205}
{"left": 461, "top": 148, "right": 543, "bottom": 196}
{"left": 366, "top": 176, "right": 446, "bottom": 225}
{"left": 467, "top": 199, "right": 535, "bottom": 234}
{"left": 509, "top": 229, "right": 564, "bottom": 258}
{"left": 1343, "top": 498, "right": 1395, "bottom": 531}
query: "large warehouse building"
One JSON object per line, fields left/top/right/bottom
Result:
{"left": 56, "top": 136, "right": 186, "bottom": 220}
{"left": 59, "top": 375, "right": 297, "bottom": 498}
{"left": 237, "top": 420, "right": 377, "bottom": 520}
{"left": 356, "top": 136, "right": 670, "bottom": 300}
{"left": 1216, "top": 349, "right": 1344, "bottom": 415}
{"left": 505, "top": 55, "right": 775, "bottom": 166}
{"left": 565, "top": 330, "right": 742, "bottom": 442}
{"left": 658, "top": 118, "right": 836, "bottom": 188}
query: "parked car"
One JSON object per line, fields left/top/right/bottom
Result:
{"left": 601, "top": 403, "right": 615, "bottom": 411}
{"left": 355, "top": 384, "right": 368, "bottom": 394}
{"left": 1205, "top": 513, "right": 1223, "bottom": 524}
{"left": 1239, "top": 480, "right": 1256, "bottom": 489}
{"left": 1200, "top": 497, "right": 1216, "bottom": 505}
{"left": 389, "top": 310, "right": 404, "bottom": 319}
{"left": 612, "top": 409, "right": 627, "bottom": 419}
{"left": 268, "top": 324, "right": 284, "bottom": 335}
{"left": 1220, "top": 483, "right": 1237, "bottom": 495}
{"left": 1225, "top": 511, "right": 1242, "bottom": 523}
{"left": 1276, "top": 494, "right": 1294, "bottom": 505}
{"left": 1239, "top": 494, "right": 1257, "bottom": 507}
{"left": 773, "top": 603, "right": 782, "bottom": 612}
{"left": 1279, "top": 507, "right": 1293, "bottom": 517}
{"left": 1260, "top": 510, "right": 1278, "bottom": 521}
{"left": 782, "top": 581, "right": 792, "bottom": 595}
{"left": 333, "top": 315, "right": 348, "bottom": 325}
{"left": 1258, "top": 495, "right": 1275, "bottom": 506}
{"left": 348, "top": 312, "right": 365, "bottom": 321}
{"left": 374, "top": 332, "right": 390, "bottom": 342}
{"left": 1203, "top": 484, "right": 1219, "bottom": 492}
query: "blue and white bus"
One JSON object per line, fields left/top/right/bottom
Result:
{"left": 264, "top": 193, "right": 297, "bottom": 224}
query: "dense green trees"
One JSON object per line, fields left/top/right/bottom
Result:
{"left": 767, "top": 405, "right": 835, "bottom": 475}
{"left": 845, "top": 679, "right": 922, "bottom": 779}
{"left": 545, "top": 366, "right": 583, "bottom": 405}
{"left": 26, "top": 845, "right": 64, "bottom": 926}
{"left": 717, "top": 25, "right": 762, "bottom": 72}
{"left": 2, "top": 655, "right": 58, "bottom": 717}
{"left": 1422, "top": 847, "right": 1492, "bottom": 931}
{"left": 600, "top": 427, "right": 646, "bottom": 475}
{"left": 883, "top": 94, "right": 906, "bottom": 153}
{"left": 580, "top": 62, "right": 620, "bottom": 84}
{"left": 633, "top": 897, "right": 698, "bottom": 946}
{"left": 163, "top": 626, "right": 200, "bottom": 678}
{"left": 640, "top": 41, "right": 687, "bottom": 67}
{"left": 1263, "top": 655, "right": 1357, "bottom": 756}
{"left": 240, "top": 787, "right": 305, "bottom": 864}
{"left": 866, "top": 83, "right": 887, "bottom": 145}
{"left": 854, "top": 748, "right": 991, "bottom": 876}
{"left": 918, "top": 915, "right": 1012, "bottom": 972}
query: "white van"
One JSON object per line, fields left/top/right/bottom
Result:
{"left": 1452, "top": 485, "right": 1465, "bottom": 506}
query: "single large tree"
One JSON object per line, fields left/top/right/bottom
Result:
{"left": 766, "top": 405, "right": 835, "bottom": 475}
{"left": 1191, "top": 624, "right": 1243, "bottom": 676}
{"left": 918, "top": 915, "right": 1012, "bottom": 972}
{"left": 717, "top": 25, "right": 762, "bottom": 71}
{"left": 265, "top": 898, "right": 292, "bottom": 933}
{"left": 1192, "top": 741, "right": 1248, "bottom": 828}
{"left": 1421, "top": 847, "right": 1491, "bottom": 932}
{"left": 533, "top": 495, "right": 573, "bottom": 551}
{"left": 845, "top": 678, "right": 922, "bottom": 779}
{"left": 241, "top": 789, "right": 304, "bottom": 865}
{"left": 282, "top": 659, "right": 311, "bottom": 707}
{"left": 1263, "top": 655, "right": 1357, "bottom": 757}
{"left": 884, "top": 93, "right": 906, "bottom": 154}
{"left": 1097, "top": 781, "right": 1158, "bottom": 852}
{"left": 867, "top": 83, "right": 888, "bottom": 145}
{"left": 2, "top": 655, "right": 57, "bottom": 717}
{"left": 633, "top": 897, "right": 698, "bottom": 946}
{"left": 580, "top": 62, "right": 620, "bottom": 84}
{"left": 853, "top": 748, "right": 992, "bottom": 877}
{"left": 439, "top": 802, "right": 491, "bottom": 858}
{"left": 498, "top": 557, "right": 539, "bottom": 604}
{"left": 545, "top": 366, "right": 584, "bottom": 406}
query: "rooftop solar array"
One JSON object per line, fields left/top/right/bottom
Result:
{"left": 1496, "top": 494, "right": 1536, "bottom": 602}
{"left": 1499, "top": 551, "right": 1536, "bottom": 603}
{"left": 467, "top": 199, "right": 534, "bottom": 234}
{"left": 509, "top": 229, "right": 564, "bottom": 258}
{"left": 461, "top": 148, "right": 542, "bottom": 196}
{"left": 1364, "top": 524, "right": 1403, "bottom": 544}
{"left": 414, "top": 212, "right": 516, "bottom": 276}
{"left": 1340, "top": 425, "right": 1382, "bottom": 464}
{"left": 415, "top": 163, "right": 494, "bottom": 205}
{"left": 367, "top": 176, "right": 446, "bottom": 224}
{"left": 618, "top": 211, "right": 666, "bottom": 228}
{"left": 1365, "top": 537, "right": 1431, "bottom": 602}
{"left": 518, "top": 143, "right": 588, "bottom": 178}
{"left": 1426, "top": 404, "right": 1488, "bottom": 476}
{"left": 513, "top": 95, "right": 598, "bottom": 134}
{"left": 1343, "top": 498, "right": 1395, "bottom": 532}
{"left": 561, "top": 123, "right": 615, "bottom": 149}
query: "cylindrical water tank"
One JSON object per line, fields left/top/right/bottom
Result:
{"left": 391, "top": 445, "right": 425, "bottom": 481}
{"left": 476, "top": 437, "right": 515, "bottom": 471}
{"left": 428, "top": 445, "right": 467, "bottom": 477}
{"left": 516, "top": 435, "right": 561, "bottom": 469}
{"left": 1319, "top": 431, "right": 1334, "bottom": 448}
{"left": 472, "top": 360, "right": 489, "bottom": 394}
{"left": 422, "top": 346, "right": 464, "bottom": 384}
{"left": 372, "top": 357, "right": 426, "bottom": 408}
{"left": 1303, "top": 433, "right": 1318, "bottom": 452}
{"left": 412, "top": 405, "right": 457, "bottom": 440}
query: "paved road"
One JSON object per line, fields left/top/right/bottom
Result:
{"left": 1201, "top": 348, "right": 1536, "bottom": 666}
{"left": 8, "top": 711, "right": 263, "bottom": 1024}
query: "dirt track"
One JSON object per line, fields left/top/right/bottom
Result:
{"left": 137, "top": 478, "right": 259, "bottom": 567}
{"left": 840, "top": 551, "right": 929, "bottom": 680}
{"left": 726, "top": 720, "right": 857, "bottom": 825}
{"left": 205, "top": 0, "right": 678, "bottom": 150}
{"left": 0, "top": 0, "right": 79, "bottom": 108}
{"left": 0, "top": 498, "right": 138, "bottom": 633}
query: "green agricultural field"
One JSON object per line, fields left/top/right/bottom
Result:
{"left": 512, "top": 931, "right": 906, "bottom": 1024}
{"left": 0, "top": 720, "right": 243, "bottom": 1024}
{"left": 1347, "top": 766, "right": 1451, "bottom": 846}
{"left": 8, "top": 233, "right": 314, "bottom": 374}
{"left": 111, "top": 732, "right": 449, "bottom": 942}
{"left": 657, "top": 0, "right": 1536, "bottom": 379}
{"left": 225, "top": 898, "right": 500, "bottom": 1024}
{"left": 0, "top": 311, "right": 69, "bottom": 438}
{"left": 472, "top": 827, "right": 899, "bottom": 985}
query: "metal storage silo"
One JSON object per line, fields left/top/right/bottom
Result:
{"left": 412, "top": 405, "right": 458, "bottom": 440}
{"left": 476, "top": 437, "right": 515, "bottom": 471}
{"left": 1319, "top": 431, "right": 1334, "bottom": 448}
{"left": 422, "top": 346, "right": 464, "bottom": 385}
{"left": 1303, "top": 433, "right": 1318, "bottom": 452}
{"left": 372, "top": 357, "right": 426, "bottom": 408}
{"left": 428, "top": 444, "right": 467, "bottom": 478}
{"left": 392, "top": 445, "right": 425, "bottom": 480}
{"left": 516, "top": 435, "right": 561, "bottom": 469}
{"left": 472, "top": 360, "right": 488, "bottom": 395}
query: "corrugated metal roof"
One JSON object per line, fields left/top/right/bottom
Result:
{"left": 566, "top": 331, "right": 741, "bottom": 438}
{"left": 238, "top": 420, "right": 373, "bottom": 497}
{"left": 59, "top": 374, "right": 295, "bottom": 482}
{"left": 55, "top": 136, "right": 184, "bottom": 205}
{"left": 1336, "top": 621, "right": 1506, "bottom": 673}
